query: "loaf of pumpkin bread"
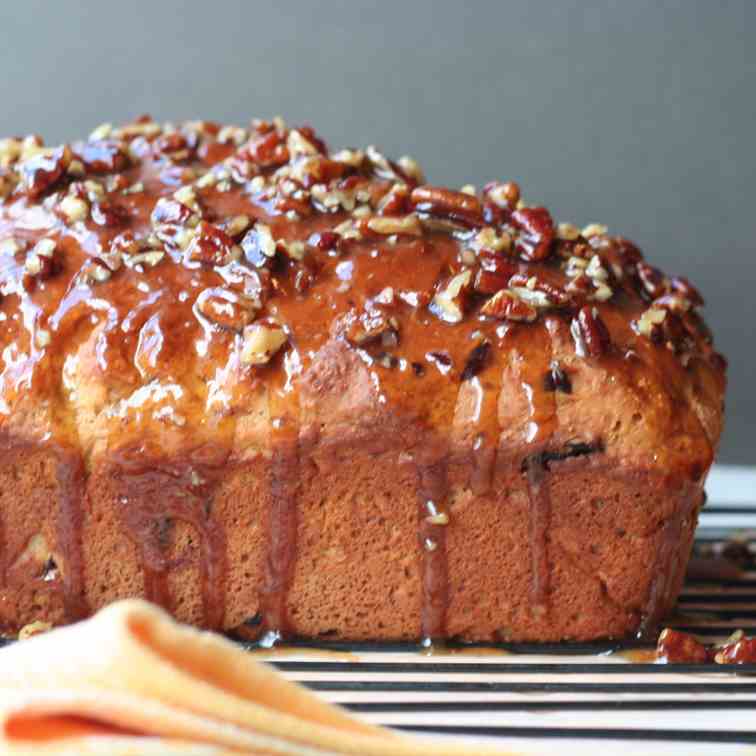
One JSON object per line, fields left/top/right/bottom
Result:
{"left": 0, "top": 117, "right": 725, "bottom": 642}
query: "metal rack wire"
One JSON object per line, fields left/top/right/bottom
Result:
{"left": 253, "top": 498, "right": 756, "bottom": 753}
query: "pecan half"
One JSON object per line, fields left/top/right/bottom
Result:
{"left": 511, "top": 207, "right": 555, "bottom": 262}
{"left": 571, "top": 305, "right": 611, "bottom": 357}
{"left": 411, "top": 185, "right": 483, "bottom": 226}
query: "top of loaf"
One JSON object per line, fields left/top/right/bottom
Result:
{"left": 0, "top": 116, "right": 726, "bottom": 479}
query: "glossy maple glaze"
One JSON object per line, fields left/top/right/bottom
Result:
{"left": 0, "top": 117, "right": 726, "bottom": 638}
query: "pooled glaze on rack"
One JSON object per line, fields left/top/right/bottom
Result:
{"left": 0, "top": 117, "right": 726, "bottom": 639}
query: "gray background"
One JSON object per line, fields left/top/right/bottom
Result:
{"left": 0, "top": 1, "right": 753, "bottom": 463}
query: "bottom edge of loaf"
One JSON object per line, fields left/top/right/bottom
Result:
{"left": 0, "top": 444, "right": 703, "bottom": 643}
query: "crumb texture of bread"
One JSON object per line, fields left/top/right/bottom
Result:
{"left": 0, "top": 118, "right": 725, "bottom": 641}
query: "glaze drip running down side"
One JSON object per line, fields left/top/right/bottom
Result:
{"left": 416, "top": 461, "right": 451, "bottom": 642}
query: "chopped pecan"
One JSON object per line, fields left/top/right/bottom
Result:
{"left": 470, "top": 226, "right": 512, "bottom": 255}
{"left": 151, "top": 197, "right": 197, "bottom": 227}
{"left": 241, "top": 223, "right": 277, "bottom": 267}
{"left": 221, "top": 214, "right": 252, "bottom": 240}
{"left": 195, "top": 287, "right": 258, "bottom": 331}
{"left": 411, "top": 185, "right": 483, "bottom": 226}
{"left": 511, "top": 207, "right": 555, "bottom": 262}
{"left": 240, "top": 321, "right": 288, "bottom": 365}
{"left": 571, "top": 305, "right": 611, "bottom": 357}
{"left": 20, "top": 145, "right": 71, "bottom": 198}
{"left": 430, "top": 269, "right": 473, "bottom": 324}
{"left": 154, "top": 130, "right": 198, "bottom": 162}
{"left": 377, "top": 183, "right": 411, "bottom": 215}
{"left": 556, "top": 222, "right": 581, "bottom": 241}
{"left": 656, "top": 628, "right": 708, "bottom": 663}
{"left": 614, "top": 237, "right": 644, "bottom": 266}
{"left": 477, "top": 246, "right": 517, "bottom": 275}
{"left": 397, "top": 155, "right": 424, "bottom": 185}
{"left": 582, "top": 223, "right": 608, "bottom": 238}
{"left": 186, "top": 221, "right": 239, "bottom": 266}
{"left": 474, "top": 268, "right": 512, "bottom": 295}
{"left": 670, "top": 276, "right": 704, "bottom": 308}
{"left": 653, "top": 293, "right": 692, "bottom": 314}
{"left": 76, "top": 139, "right": 130, "bottom": 173}
{"left": 367, "top": 214, "right": 422, "bottom": 236}
{"left": 286, "top": 129, "right": 321, "bottom": 157}
{"left": 365, "top": 145, "right": 404, "bottom": 181}
{"left": 715, "top": 635, "right": 756, "bottom": 664}
{"left": 110, "top": 231, "right": 142, "bottom": 257}
{"left": 58, "top": 195, "right": 89, "bottom": 223}
{"left": 241, "top": 130, "right": 289, "bottom": 167}
{"left": 307, "top": 230, "right": 341, "bottom": 252}
{"left": 636, "top": 262, "right": 667, "bottom": 299}
{"left": 342, "top": 307, "right": 399, "bottom": 347}
{"left": 508, "top": 272, "right": 572, "bottom": 308}
{"left": 23, "top": 238, "right": 59, "bottom": 288}
{"left": 426, "top": 350, "right": 453, "bottom": 375}
{"left": 91, "top": 200, "right": 129, "bottom": 227}
{"left": 79, "top": 260, "right": 112, "bottom": 284}
{"left": 483, "top": 180, "right": 520, "bottom": 210}
{"left": 480, "top": 289, "right": 537, "bottom": 322}
{"left": 0, "top": 137, "right": 22, "bottom": 168}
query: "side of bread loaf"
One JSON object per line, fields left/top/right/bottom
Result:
{"left": 0, "top": 118, "right": 725, "bottom": 641}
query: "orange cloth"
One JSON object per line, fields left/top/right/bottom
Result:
{"left": 0, "top": 600, "right": 514, "bottom": 755}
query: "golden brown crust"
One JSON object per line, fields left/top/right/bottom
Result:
{"left": 0, "top": 116, "right": 725, "bottom": 640}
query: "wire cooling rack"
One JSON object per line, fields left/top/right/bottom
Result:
{"left": 250, "top": 466, "right": 756, "bottom": 755}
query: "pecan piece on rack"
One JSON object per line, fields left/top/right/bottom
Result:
{"left": 656, "top": 628, "right": 709, "bottom": 663}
